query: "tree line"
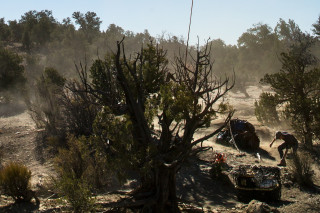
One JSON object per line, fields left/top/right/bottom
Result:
{"left": 0, "top": 10, "right": 319, "bottom": 89}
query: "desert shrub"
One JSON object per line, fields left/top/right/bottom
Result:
{"left": 27, "top": 67, "right": 100, "bottom": 151}
{"left": 55, "top": 174, "right": 96, "bottom": 213}
{"left": 55, "top": 136, "right": 91, "bottom": 179}
{"left": 55, "top": 135, "right": 112, "bottom": 190}
{"left": 254, "top": 92, "right": 281, "bottom": 125}
{"left": 61, "top": 80, "right": 100, "bottom": 137}
{"left": 0, "top": 47, "right": 26, "bottom": 104}
{"left": 46, "top": 135, "right": 66, "bottom": 151}
{"left": 287, "top": 151, "right": 314, "bottom": 187}
{"left": 0, "top": 47, "right": 26, "bottom": 93}
{"left": 54, "top": 136, "right": 97, "bottom": 212}
{"left": 0, "top": 162, "right": 33, "bottom": 202}
{"left": 27, "top": 67, "right": 66, "bottom": 133}
{"left": 27, "top": 67, "right": 68, "bottom": 150}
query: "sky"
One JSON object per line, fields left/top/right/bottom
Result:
{"left": 1, "top": 0, "right": 319, "bottom": 46}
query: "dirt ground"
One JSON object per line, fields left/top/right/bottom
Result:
{"left": 1, "top": 86, "right": 320, "bottom": 212}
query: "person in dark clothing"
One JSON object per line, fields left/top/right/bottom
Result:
{"left": 269, "top": 131, "right": 298, "bottom": 166}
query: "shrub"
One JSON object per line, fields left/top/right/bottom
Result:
{"left": 55, "top": 174, "right": 96, "bottom": 212}
{"left": 287, "top": 151, "right": 314, "bottom": 187}
{"left": 0, "top": 162, "right": 34, "bottom": 202}
{"left": 254, "top": 92, "right": 280, "bottom": 125}
{"left": 27, "top": 67, "right": 100, "bottom": 150}
{"left": 55, "top": 135, "right": 91, "bottom": 179}
{"left": 55, "top": 135, "right": 113, "bottom": 190}
{"left": 54, "top": 136, "right": 97, "bottom": 211}
{"left": 0, "top": 47, "right": 26, "bottom": 92}
{"left": 27, "top": 67, "right": 65, "bottom": 133}
{"left": 60, "top": 80, "right": 100, "bottom": 137}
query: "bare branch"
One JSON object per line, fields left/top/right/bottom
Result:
{"left": 191, "top": 111, "right": 234, "bottom": 147}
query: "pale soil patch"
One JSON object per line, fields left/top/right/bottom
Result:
{"left": 0, "top": 111, "right": 55, "bottom": 187}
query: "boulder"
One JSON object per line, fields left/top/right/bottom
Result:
{"left": 245, "top": 200, "right": 279, "bottom": 213}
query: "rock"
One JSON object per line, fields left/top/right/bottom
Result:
{"left": 283, "top": 180, "right": 294, "bottom": 187}
{"left": 244, "top": 200, "right": 279, "bottom": 213}
{"left": 236, "top": 203, "right": 245, "bottom": 209}
{"left": 236, "top": 153, "right": 246, "bottom": 157}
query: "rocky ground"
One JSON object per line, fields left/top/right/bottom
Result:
{"left": 0, "top": 86, "right": 320, "bottom": 212}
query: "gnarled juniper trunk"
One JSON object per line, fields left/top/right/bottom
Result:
{"left": 154, "top": 165, "right": 178, "bottom": 213}
{"left": 136, "top": 163, "right": 179, "bottom": 213}
{"left": 114, "top": 40, "right": 181, "bottom": 212}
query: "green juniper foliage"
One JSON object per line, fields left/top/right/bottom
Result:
{"left": 256, "top": 33, "right": 320, "bottom": 146}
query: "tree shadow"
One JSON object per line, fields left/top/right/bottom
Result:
{"left": 267, "top": 199, "right": 294, "bottom": 208}
{"left": 214, "top": 137, "right": 276, "bottom": 162}
{"left": 0, "top": 202, "right": 39, "bottom": 213}
{"left": 248, "top": 147, "right": 276, "bottom": 161}
{"left": 304, "top": 144, "right": 320, "bottom": 166}
{"left": 267, "top": 184, "right": 320, "bottom": 210}
{"left": 0, "top": 102, "right": 26, "bottom": 118}
{"left": 34, "top": 131, "right": 49, "bottom": 164}
{"left": 38, "top": 207, "right": 70, "bottom": 213}
{"left": 176, "top": 157, "right": 238, "bottom": 209}
{"left": 299, "top": 184, "right": 320, "bottom": 194}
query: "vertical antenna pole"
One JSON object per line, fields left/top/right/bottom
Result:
{"left": 185, "top": 0, "right": 194, "bottom": 67}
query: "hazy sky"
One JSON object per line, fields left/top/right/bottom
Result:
{"left": 1, "top": 0, "right": 319, "bottom": 45}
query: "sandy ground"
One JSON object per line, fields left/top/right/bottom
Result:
{"left": 0, "top": 86, "right": 320, "bottom": 212}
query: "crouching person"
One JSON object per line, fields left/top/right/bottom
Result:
{"left": 269, "top": 131, "right": 298, "bottom": 166}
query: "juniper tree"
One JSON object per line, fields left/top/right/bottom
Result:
{"left": 257, "top": 33, "right": 320, "bottom": 147}
{"left": 0, "top": 47, "right": 26, "bottom": 102}
{"left": 80, "top": 39, "right": 234, "bottom": 212}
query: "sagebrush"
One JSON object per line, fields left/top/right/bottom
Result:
{"left": 0, "top": 162, "right": 38, "bottom": 203}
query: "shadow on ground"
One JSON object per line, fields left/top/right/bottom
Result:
{"left": 0, "top": 202, "right": 39, "bottom": 213}
{"left": 0, "top": 102, "right": 26, "bottom": 118}
{"left": 249, "top": 147, "right": 276, "bottom": 161}
{"left": 177, "top": 157, "right": 237, "bottom": 208}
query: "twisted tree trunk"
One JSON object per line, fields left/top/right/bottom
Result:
{"left": 153, "top": 165, "right": 179, "bottom": 212}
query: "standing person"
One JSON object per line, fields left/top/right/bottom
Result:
{"left": 269, "top": 131, "right": 298, "bottom": 166}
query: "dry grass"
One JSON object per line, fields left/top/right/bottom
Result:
{"left": 287, "top": 151, "right": 314, "bottom": 187}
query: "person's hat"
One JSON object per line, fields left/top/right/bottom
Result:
{"left": 275, "top": 131, "right": 282, "bottom": 139}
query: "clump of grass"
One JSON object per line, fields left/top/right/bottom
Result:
{"left": 0, "top": 162, "right": 37, "bottom": 203}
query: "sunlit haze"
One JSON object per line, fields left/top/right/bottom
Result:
{"left": 1, "top": 0, "right": 319, "bottom": 45}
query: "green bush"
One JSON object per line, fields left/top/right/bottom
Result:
{"left": 254, "top": 92, "right": 280, "bottom": 125}
{"left": 55, "top": 135, "right": 113, "bottom": 190}
{"left": 54, "top": 136, "right": 103, "bottom": 212}
{"left": 56, "top": 174, "right": 96, "bottom": 212}
{"left": 55, "top": 136, "right": 91, "bottom": 179}
{"left": 288, "top": 151, "right": 314, "bottom": 187}
{"left": 0, "top": 162, "right": 33, "bottom": 202}
{"left": 0, "top": 47, "right": 26, "bottom": 92}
